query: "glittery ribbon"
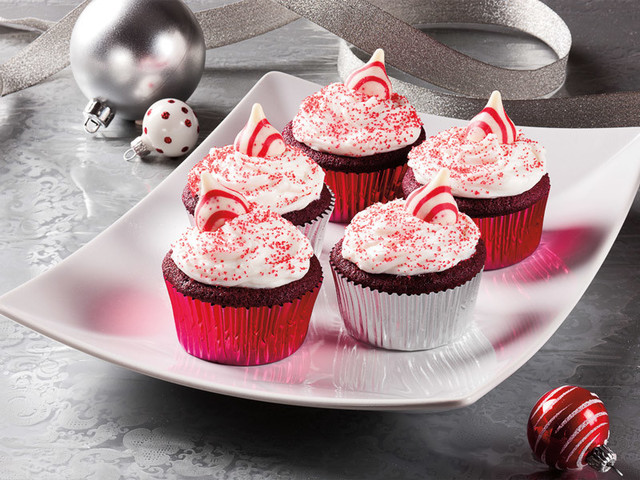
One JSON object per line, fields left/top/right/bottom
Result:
{"left": 1, "top": 0, "right": 639, "bottom": 127}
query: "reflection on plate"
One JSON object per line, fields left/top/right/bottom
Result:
{"left": 1, "top": 72, "right": 639, "bottom": 411}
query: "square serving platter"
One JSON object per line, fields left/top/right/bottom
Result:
{"left": 1, "top": 72, "right": 639, "bottom": 411}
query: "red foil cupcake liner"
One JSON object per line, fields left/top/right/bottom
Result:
{"left": 473, "top": 193, "right": 549, "bottom": 270}
{"left": 331, "top": 266, "right": 483, "bottom": 351}
{"left": 165, "top": 281, "right": 321, "bottom": 366}
{"left": 324, "top": 164, "right": 407, "bottom": 223}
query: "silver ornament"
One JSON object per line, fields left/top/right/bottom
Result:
{"left": 70, "top": 0, "right": 205, "bottom": 133}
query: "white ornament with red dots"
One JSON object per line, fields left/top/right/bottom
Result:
{"left": 124, "top": 98, "right": 199, "bottom": 160}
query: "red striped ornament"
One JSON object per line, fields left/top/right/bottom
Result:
{"left": 405, "top": 168, "right": 458, "bottom": 224}
{"left": 465, "top": 90, "right": 517, "bottom": 144}
{"left": 527, "top": 385, "right": 621, "bottom": 474}
{"left": 234, "top": 103, "right": 286, "bottom": 157}
{"left": 344, "top": 48, "right": 392, "bottom": 100}
{"left": 194, "top": 172, "right": 249, "bottom": 232}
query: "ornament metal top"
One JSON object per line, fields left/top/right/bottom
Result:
{"left": 70, "top": 0, "right": 205, "bottom": 133}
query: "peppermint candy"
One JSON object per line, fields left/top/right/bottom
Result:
{"left": 465, "top": 90, "right": 517, "bottom": 144}
{"left": 405, "top": 168, "right": 459, "bottom": 225}
{"left": 195, "top": 172, "right": 249, "bottom": 232}
{"left": 344, "top": 48, "right": 392, "bottom": 100}
{"left": 233, "top": 103, "right": 286, "bottom": 157}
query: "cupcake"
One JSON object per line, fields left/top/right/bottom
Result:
{"left": 165, "top": 172, "right": 323, "bottom": 365}
{"left": 403, "top": 91, "right": 549, "bottom": 270}
{"left": 281, "top": 49, "right": 425, "bottom": 223}
{"left": 183, "top": 103, "right": 334, "bottom": 255}
{"left": 330, "top": 168, "right": 486, "bottom": 351}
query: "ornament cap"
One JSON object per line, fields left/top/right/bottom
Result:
{"left": 83, "top": 98, "right": 115, "bottom": 133}
{"left": 587, "top": 444, "right": 622, "bottom": 475}
{"left": 123, "top": 136, "right": 151, "bottom": 161}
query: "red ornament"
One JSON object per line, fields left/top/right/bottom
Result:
{"left": 527, "top": 385, "right": 621, "bottom": 474}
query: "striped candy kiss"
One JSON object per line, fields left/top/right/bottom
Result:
{"left": 344, "top": 48, "right": 392, "bottom": 100}
{"left": 405, "top": 168, "right": 459, "bottom": 225}
{"left": 527, "top": 385, "right": 619, "bottom": 473}
{"left": 233, "top": 103, "right": 286, "bottom": 157}
{"left": 465, "top": 90, "right": 517, "bottom": 144}
{"left": 195, "top": 172, "right": 249, "bottom": 232}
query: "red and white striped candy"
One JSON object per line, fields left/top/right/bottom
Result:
{"left": 405, "top": 168, "right": 459, "bottom": 225}
{"left": 233, "top": 103, "right": 286, "bottom": 157}
{"left": 465, "top": 90, "right": 517, "bottom": 144}
{"left": 194, "top": 172, "right": 249, "bottom": 232}
{"left": 527, "top": 385, "right": 611, "bottom": 470}
{"left": 344, "top": 48, "right": 392, "bottom": 100}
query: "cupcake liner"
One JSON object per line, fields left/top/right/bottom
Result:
{"left": 295, "top": 186, "right": 335, "bottom": 255}
{"left": 473, "top": 192, "right": 549, "bottom": 270}
{"left": 330, "top": 266, "right": 483, "bottom": 351}
{"left": 324, "top": 163, "right": 407, "bottom": 223}
{"left": 165, "top": 280, "right": 321, "bottom": 366}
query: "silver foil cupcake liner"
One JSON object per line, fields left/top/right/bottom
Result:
{"left": 296, "top": 186, "right": 335, "bottom": 255}
{"left": 331, "top": 267, "right": 483, "bottom": 351}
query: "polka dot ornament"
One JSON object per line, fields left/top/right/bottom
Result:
{"left": 125, "top": 98, "right": 199, "bottom": 160}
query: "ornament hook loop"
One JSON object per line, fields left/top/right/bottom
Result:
{"left": 83, "top": 98, "right": 115, "bottom": 134}
{"left": 123, "top": 148, "right": 137, "bottom": 162}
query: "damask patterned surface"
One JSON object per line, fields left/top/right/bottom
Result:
{"left": 0, "top": 1, "right": 638, "bottom": 479}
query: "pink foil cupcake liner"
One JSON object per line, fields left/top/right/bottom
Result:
{"left": 324, "top": 164, "right": 408, "bottom": 223}
{"left": 473, "top": 193, "right": 549, "bottom": 270}
{"left": 296, "top": 187, "right": 335, "bottom": 255}
{"left": 165, "top": 281, "right": 321, "bottom": 366}
{"left": 330, "top": 267, "right": 483, "bottom": 351}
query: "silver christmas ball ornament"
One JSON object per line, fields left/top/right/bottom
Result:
{"left": 70, "top": 0, "right": 205, "bottom": 133}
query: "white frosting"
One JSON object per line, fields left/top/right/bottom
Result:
{"left": 188, "top": 144, "right": 324, "bottom": 214}
{"left": 171, "top": 204, "right": 313, "bottom": 289}
{"left": 342, "top": 199, "right": 481, "bottom": 275}
{"left": 408, "top": 127, "right": 546, "bottom": 198}
{"left": 292, "top": 82, "right": 422, "bottom": 157}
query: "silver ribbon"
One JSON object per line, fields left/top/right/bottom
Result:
{"left": 0, "top": 0, "right": 638, "bottom": 127}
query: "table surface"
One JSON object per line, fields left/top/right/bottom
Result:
{"left": 0, "top": 1, "right": 638, "bottom": 479}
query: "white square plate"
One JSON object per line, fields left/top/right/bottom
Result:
{"left": 1, "top": 72, "right": 639, "bottom": 411}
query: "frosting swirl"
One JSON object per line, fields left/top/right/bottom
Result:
{"left": 342, "top": 199, "right": 480, "bottom": 275}
{"left": 171, "top": 203, "right": 313, "bottom": 288}
{"left": 188, "top": 144, "right": 324, "bottom": 214}
{"left": 291, "top": 82, "right": 422, "bottom": 157}
{"left": 408, "top": 127, "right": 546, "bottom": 198}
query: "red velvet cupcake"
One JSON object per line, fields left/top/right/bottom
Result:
{"left": 283, "top": 49, "right": 424, "bottom": 223}
{"left": 165, "top": 172, "right": 322, "bottom": 365}
{"left": 183, "top": 103, "right": 333, "bottom": 255}
{"left": 330, "top": 169, "right": 485, "bottom": 351}
{"left": 404, "top": 91, "right": 550, "bottom": 270}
